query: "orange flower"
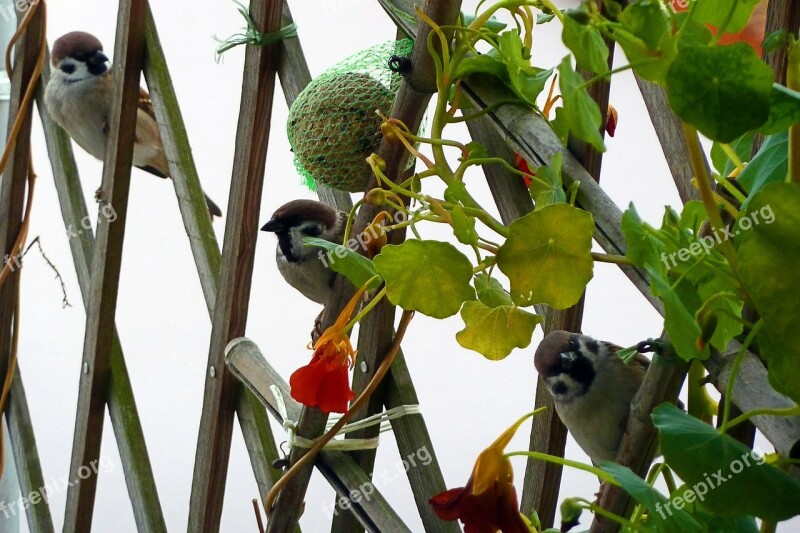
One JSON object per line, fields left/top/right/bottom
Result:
{"left": 289, "top": 286, "right": 366, "bottom": 413}
{"left": 430, "top": 414, "right": 531, "bottom": 533}
{"left": 363, "top": 211, "right": 389, "bottom": 258}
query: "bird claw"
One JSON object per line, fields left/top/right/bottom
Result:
{"left": 94, "top": 187, "right": 104, "bottom": 202}
{"left": 311, "top": 311, "right": 324, "bottom": 344}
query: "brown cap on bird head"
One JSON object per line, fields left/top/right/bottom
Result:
{"left": 534, "top": 330, "right": 575, "bottom": 375}
{"left": 51, "top": 31, "right": 104, "bottom": 65}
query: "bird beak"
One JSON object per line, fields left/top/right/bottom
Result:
{"left": 260, "top": 218, "right": 282, "bottom": 232}
{"left": 87, "top": 51, "right": 109, "bottom": 68}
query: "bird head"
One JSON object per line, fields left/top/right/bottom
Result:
{"left": 534, "top": 330, "right": 622, "bottom": 405}
{"left": 51, "top": 31, "right": 109, "bottom": 81}
{"left": 260, "top": 200, "right": 346, "bottom": 262}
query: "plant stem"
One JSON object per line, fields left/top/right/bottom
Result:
{"left": 719, "top": 320, "right": 763, "bottom": 432}
{"left": 726, "top": 405, "right": 800, "bottom": 431}
{"left": 344, "top": 286, "right": 386, "bottom": 333}
{"left": 787, "top": 38, "right": 800, "bottom": 183}
{"left": 576, "top": 498, "right": 654, "bottom": 533}
{"left": 592, "top": 252, "right": 633, "bottom": 265}
{"left": 682, "top": 123, "right": 739, "bottom": 272}
{"left": 505, "top": 451, "right": 619, "bottom": 485}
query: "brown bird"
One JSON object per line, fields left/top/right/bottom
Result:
{"left": 260, "top": 199, "right": 348, "bottom": 305}
{"left": 534, "top": 330, "right": 649, "bottom": 464}
{"left": 44, "top": 31, "right": 222, "bottom": 218}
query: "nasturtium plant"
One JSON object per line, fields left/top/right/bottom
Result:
{"left": 293, "top": 0, "right": 800, "bottom": 530}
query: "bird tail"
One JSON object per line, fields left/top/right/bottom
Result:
{"left": 205, "top": 193, "right": 223, "bottom": 218}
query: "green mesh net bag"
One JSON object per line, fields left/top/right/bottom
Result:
{"left": 287, "top": 39, "right": 413, "bottom": 193}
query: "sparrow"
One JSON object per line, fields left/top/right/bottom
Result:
{"left": 534, "top": 330, "right": 649, "bottom": 465}
{"left": 260, "top": 199, "right": 348, "bottom": 305}
{"left": 44, "top": 31, "right": 222, "bottom": 218}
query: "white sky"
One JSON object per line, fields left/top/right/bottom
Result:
{"left": 5, "top": 0, "right": 795, "bottom": 532}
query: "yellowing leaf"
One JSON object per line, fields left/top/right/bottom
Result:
{"left": 456, "top": 301, "right": 542, "bottom": 360}
{"left": 497, "top": 203, "right": 594, "bottom": 309}
{"left": 374, "top": 240, "right": 476, "bottom": 318}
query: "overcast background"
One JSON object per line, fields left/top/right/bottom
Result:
{"left": 4, "top": 0, "right": 793, "bottom": 532}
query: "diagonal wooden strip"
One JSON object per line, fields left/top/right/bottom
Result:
{"left": 141, "top": 8, "right": 220, "bottom": 313}
{"left": 63, "top": 2, "right": 148, "bottom": 530}
{"left": 141, "top": 7, "right": 282, "bottom": 507}
{"left": 5, "top": 364, "right": 55, "bottom": 532}
{"left": 226, "top": 338, "right": 411, "bottom": 531}
{"left": 0, "top": 5, "right": 49, "bottom": 531}
{"left": 37, "top": 57, "right": 167, "bottom": 531}
{"left": 187, "top": 0, "right": 285, "bottom": 529}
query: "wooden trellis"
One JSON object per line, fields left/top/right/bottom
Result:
{"left": 1, "top": 0, "right": 799, "bottom": 532}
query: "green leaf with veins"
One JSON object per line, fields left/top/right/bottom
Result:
{"left": 653, "top": 404, "right": 800, "bottom": 521}
{"left": 760, "top": 84, "right": 800, "bottom": 135}
{"left": 600, "top": 461, "right": 703, "bottom": 533}
{"left": 474, "top": 273, "right": 513, "bottom": 307}
{"left": 303, "top": 237, "right": 380, "bottom": 290}
{"left": 607, "top": 23, "right": 676, "bottom": 85}
{"left": 648, "top": 266, "right": 707, "bottom": 360}
{"left": 497, "top": 203, "right": 594, "bottom": 309}
{"left": 737, "top": 183, "right": 800, "bottom": 404}
{"left": 675, "top": 13, "right": 713, "bottom": 50}
{"left": 692, "top": 0, "right": 761, "bottom": 34}
{"left": 557, "top": 56, "right": 605, "bottom": 152}
{"left": 530, "top": 152, "right": 566, "bottom": 210}
{"left": 738, "top": 131, "right": 788, "bottom": 208}
{"left": 451, "top": 205, "right": 479, "bottom": 245}
{"left": 456, "top": 301, "right": 542, "bottom": 360}
{"left": 496, "top": 31, "right": 553, "bottom": 105}
{"left": 621, "top": 204, "right": 666, "bottom": 273}
{"left": 619, "top": 0, "right": 668, "bottom": 51}
{"left": 666, "top": 44, "right": 774, "bottom": 142}
{"left": 562, "top": 14, "right": 609, "bottom": 74}
{"left": 374, "top": 240, "right": 476, "bottom": 318}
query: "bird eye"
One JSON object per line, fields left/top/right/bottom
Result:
{"left": 568, "top": 338, "right": 579, "bottom": 351}
{"left": 60, "top": 63, "right": 76, "bottom": 74}
{"left": 301, "top": 224, "right": 322, "bottom": 237}
{"left": 560, "top": 352, "right": 576, "bottom": 370}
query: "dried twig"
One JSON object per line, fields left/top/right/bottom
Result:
{"left": 22, "top": 236, "right": 71, "bottom": 308}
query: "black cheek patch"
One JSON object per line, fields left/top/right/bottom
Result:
{"left": 88, "top": 62, "right": 108, "bottom": 76}
{"left": 60, "top": 63, "right": 76, "bottom": 74}
{"left": 584, "top": 337, "right": 599, "bottom": 354}
{"left": 564, "top": 356, "right": 595, "bottom": 396}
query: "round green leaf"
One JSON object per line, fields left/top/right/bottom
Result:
{"left": 456, "top": 301, "right": 542, "bottom": 360}
{"left": 497, "top": 203, "right": 594, "bottom": 309}
{"left": 666, "top": 44, "right": 774, "bottom": 142}
{"left": 374, "top": 240, "right": 476, "bottom": 318}
{"left": 474, "top": 273, "right": 513, "bottom": 307}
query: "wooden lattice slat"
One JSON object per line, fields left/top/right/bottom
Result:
{"left": 63, "top": 1, "right": 149, "bottom": 529}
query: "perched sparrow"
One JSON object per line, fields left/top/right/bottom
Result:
{"left": 260, "top": 199, "right": 347, "bottom": 305}
{"left": 534, "top": 330, "right": 649, "bottom": 465}
{"left": 44, "top": 31, "right": 222, "bottom": 218}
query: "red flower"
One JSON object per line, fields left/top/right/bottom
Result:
{"left": 430, "top": 415, "right": 532, "bottom": 532}
{"left": 514, "top": 153, "right": 534, "bottom": 188}
{"left": 289, "top": 286, "right": 365, "bottom": 413}
{"left": 606, "top": 104, "right": 618, "bottom": 137}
